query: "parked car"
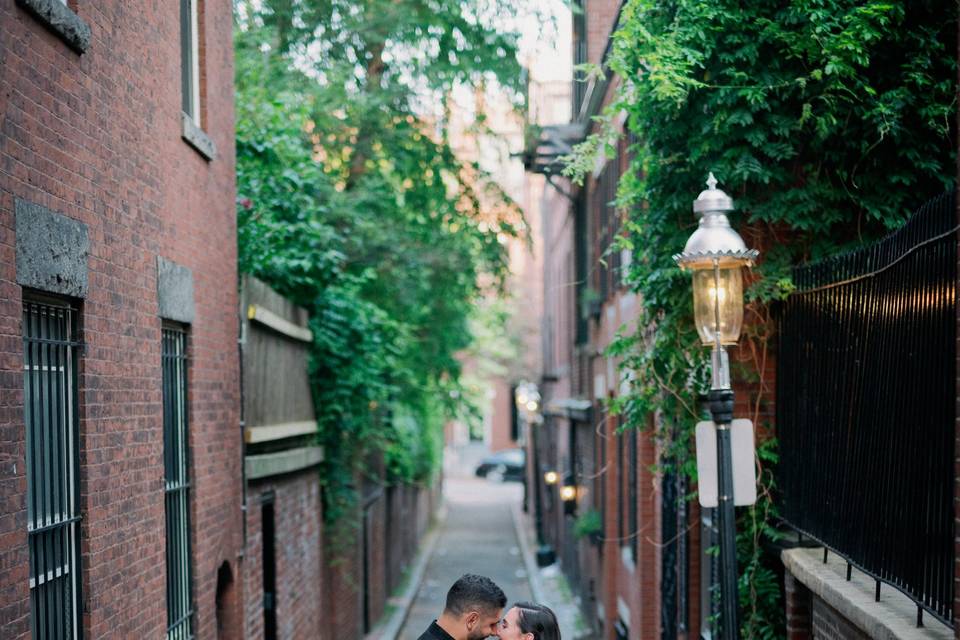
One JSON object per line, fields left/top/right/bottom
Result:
{"left": 474, "top": 448, "right": 525, "bottom": 482}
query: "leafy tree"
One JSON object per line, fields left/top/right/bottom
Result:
{"left": 568, "top": 1, "right": 956, "bottom": 636}
{"left": 234, "top": 0, "right": 529, "bottom": 526}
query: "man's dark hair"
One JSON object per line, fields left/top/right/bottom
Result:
{"left": 444, "top": 574, "right": 506, "bottom": 616}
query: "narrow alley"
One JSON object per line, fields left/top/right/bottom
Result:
{"left": 398, "top": 445, "right": 533, "bottom": 638}
{"left": 2, "top": 2, "right": 958, "bottom": 639}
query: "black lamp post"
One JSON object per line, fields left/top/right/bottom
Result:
{"left": 516, "top": 382, "right": 555, "bottom": 566}
{"left": 674, "top": 173, "right": 758, "bottom": 640}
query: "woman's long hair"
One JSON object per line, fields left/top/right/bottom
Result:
{"left": 513, "top": 602, "right": 561, "bottom": 640}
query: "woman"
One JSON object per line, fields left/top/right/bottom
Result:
{"left": 497, "top": 602, "right": 561, "bottom": 640}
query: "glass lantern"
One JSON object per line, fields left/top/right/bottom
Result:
{"left": 691, "top": 263, "right": 744, "bottom": 345}
{"left": 674, "top": 173, "right": 757, "bottom": 349}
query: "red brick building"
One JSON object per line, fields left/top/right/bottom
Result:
{"left": 0, "top": 4, "right": 448, "bottom": 640}
{"left": 0, "top": 1, "right": 242, "bottom": 638}
{"left": 528, "top": 2, "right": 769, "bottom": 637}
{"left": 528, "top": 3, "right": 959, "bottom": 640}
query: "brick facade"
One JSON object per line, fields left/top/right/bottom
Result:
{"left": 784, "top": 571, "right": 813, "bottom": 640}
{"left": 532, "top": 0, "right": 780, "bottom": 636}
{"left": 585, "top": 0, "right": 621, "bottom": 66}
{"left": 244, "top": 475, "right": 324, "bottom": 639}
{"left": 0, "top": 2, "right": 240, "bottom": 639}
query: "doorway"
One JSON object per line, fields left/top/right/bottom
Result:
{"left": 262, "top": 498, "right": 277, "bottom": 640}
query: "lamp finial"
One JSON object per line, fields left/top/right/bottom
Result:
{"left": 706, "top": 172, "right": 718, "bottom": 191}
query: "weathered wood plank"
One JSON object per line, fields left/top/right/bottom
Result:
{"left": 247, "top": 303, "right": 313, "bottom": 342}
{"left": 244, "top": 420, "right": 318, "bottom": 443}
{"left": 240, "top": 275, "right": 316, "bottom": 432}
{"left": 245, "top": 446, "right": 325, "bottom": 480}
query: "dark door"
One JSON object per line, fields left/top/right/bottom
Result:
{"left": 362, "top": 506, "right": 372, "bottom": 633}
{"left": 262, "top": 500, "right": 277, "bottom": 640}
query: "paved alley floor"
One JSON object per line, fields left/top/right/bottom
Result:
{"left": 397, "top": 446, "right": 533, "bottom": 639}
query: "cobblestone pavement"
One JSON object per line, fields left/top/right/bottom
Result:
{"left": 397, "top": 445, "right": 533, "bottom": 639}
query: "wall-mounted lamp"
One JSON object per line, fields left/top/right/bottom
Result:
{"left": 560, "top": 474, "right": 577, "bottom": 515}
{"left": 544, "top": 470, "right": 559, "bottom": 486}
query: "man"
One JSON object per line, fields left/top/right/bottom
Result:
{"left": 417, "top": 574, "right": 507, "bottom": 640}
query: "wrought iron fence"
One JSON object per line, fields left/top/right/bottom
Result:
{"left": 776, "top": 189, "right": 956, "bottom": 625}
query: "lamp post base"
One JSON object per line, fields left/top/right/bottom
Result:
{"left": 536, "top": 545, "right": 556, "bottom": 567}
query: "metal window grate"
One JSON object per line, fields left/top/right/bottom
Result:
{"left": 628, "top": 428, "right": 637, "bottom": 562}
{"left": 572, "top": 0, "right": 587, "bottom": 116}
{"left": 163, "top": 327, "right": 194, "bottom": 640}
{"left": 592, "top": 143, "right": 622, "bottom": 303}
{"left": 616, "top": 425, "right": 624, "bottom": 541}
{"left": 23, "top": 299, "right": 82, "bottom": 640}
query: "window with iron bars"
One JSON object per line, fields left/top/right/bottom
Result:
{"left": 628, "top": 427, "right": 637, "bottom": 563}
{"left": 571, "top": 0, "right": 587, "bottom": 118}
{"left": 163, "top": 326, "right": 194, "bottom": 640}
{"left": 591, "top": 141, "right": 624, "bottom": 305}
{"left": 23, "top": 297, "right": 82, "bottom": 640}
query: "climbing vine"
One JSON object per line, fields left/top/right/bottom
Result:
{"left": 568, "top": 1, "right": 956, "bottom": 636}
{"left": 234, "top": 0, "right": 531, "bottom": 528}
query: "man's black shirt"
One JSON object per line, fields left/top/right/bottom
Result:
{"left": 417, "top": 620, "right": 456, "bottom": 640}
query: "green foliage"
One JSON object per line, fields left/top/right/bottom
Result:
{"left": 235, "top": 0, "right": 528, "bottom": 526}
{"left": 568, "top": 1, "right": 955, "bottom": 636}
{"left": 572, "top": 508, "right": 603, "bottom": 540}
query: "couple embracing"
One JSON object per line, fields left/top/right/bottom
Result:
{"left": 417, "top": 574, "right": 560, "bottom": 640}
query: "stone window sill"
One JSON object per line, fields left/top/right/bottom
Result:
{"left": 782, "top": 547, "right": 951, "bottom": 639}
{"left": 181, "top": 112, "right": 216, "bottom": 161}
{"left": 16, "top": 0, "right": 90, "bottom": 54}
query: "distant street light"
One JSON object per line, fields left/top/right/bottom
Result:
{"left": 674, "top": 173, "right": 758, "bottom": 640}
{"left": 543, "top": 470, "right": 559, "bottom": 485}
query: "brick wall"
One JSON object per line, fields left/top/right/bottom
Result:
{"left": 0, "top": 1, "right": 239, "bottom": 638}
{"left": 365, "top": 491, "right": 388, "bottom": 632}
{"left": 385, "top": 484, "right": 421, "bottom": 594}
{"left": 783, "top": 569, "right": 871, "bottom": 640}
{"left": 811, "top": 597, "right": 870, "bottom": 640}
{"left": 784, "top": 571, "right": 812, "bottom": 640}
{"left": 245, "top": 474, "right": 324, "bottom": 639}
{"left": 324, "top": 511, "right": 364, "bottom": 639}
{"left": 321, "top": 482, "right": 439, "bottom": 639}
{"left": 586, "top": 0, "right": 622, "bottom": 66}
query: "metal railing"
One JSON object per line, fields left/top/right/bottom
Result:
{"left": 776, "top": 189, "right": 956, "bottom": 625}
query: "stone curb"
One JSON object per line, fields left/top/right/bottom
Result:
{"left": 782, "top": 547, "right": 951, "bottom": 640}
{"left": 510, "top": 501, "right": 591, "bottom": 640}
{"left": 510, "top": 499, "right": 547, "bottom": 605}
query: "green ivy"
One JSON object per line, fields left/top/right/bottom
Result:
{"left": 569, "top": 1, "right": 956, "bottom": 636}
{"left": 234, "top": 0, "right": 529, "bottom": 528}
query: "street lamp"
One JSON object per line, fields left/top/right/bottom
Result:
{"left": 543, "top": 470, "right": 559, "bottom": 485}
{"left": 674, "top": 173, "right": 758, "bottom": 640}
